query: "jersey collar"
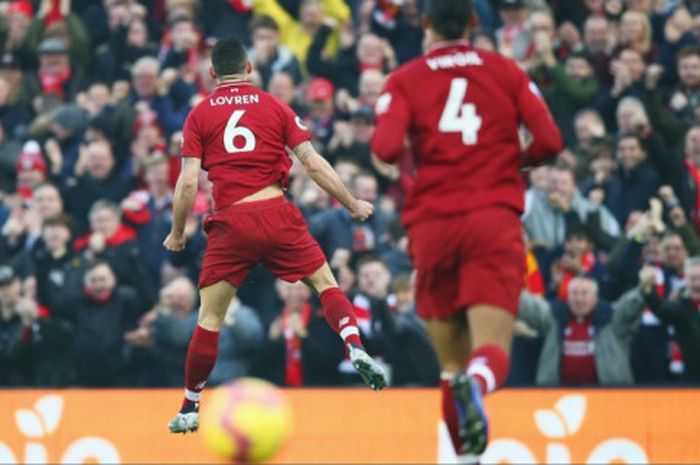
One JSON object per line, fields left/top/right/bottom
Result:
{"left": 427, "top": 39, "right": 471, "bottom": 54}
{"left": 216, "top": 79, "right": 253, "bottom": 90}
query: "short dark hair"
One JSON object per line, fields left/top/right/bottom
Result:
{"left": 211, "top": 37, "right": 248, "bottom": 77}
{"left": 250, "top": 15, "right": 279, "bottom": 34}
{"left": 677, "top": 45, "right": 700, "bottom": 62}
{"left": 427, "top": 0, "right": 472, "bottom": 40}
{"left": 43, "top": 214, "right": 73, "bottom": 230}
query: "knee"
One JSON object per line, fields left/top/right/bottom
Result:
{"left": 197, "top": 307, "right": 225, "bottom": 331}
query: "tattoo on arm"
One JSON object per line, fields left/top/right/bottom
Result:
{"left": 292, "top": 141, "right": 315, "bottom": 163}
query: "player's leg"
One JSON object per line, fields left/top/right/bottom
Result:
{"left": 302, "top": 263, "right": 388, "bottom": 391}
{"left": 169, "top": 280, "right": 237, "bottom": 433}
{"left": 424, "top": 316, "right": 472, "bottom": 459}
{"left": 448, "top": 209, "right": 524, "bottom": 455}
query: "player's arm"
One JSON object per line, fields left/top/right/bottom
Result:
{"left": 514, "top": 67, "right": 564, "bottom": 166}
{"left": 164, "top": 157, "right": 200, "bottom": 251}
{"left": 290, "top": 141, "right": 373, "bottom": 221}
{"left": 370, "top": 75, "right": 410, "bottom": 177}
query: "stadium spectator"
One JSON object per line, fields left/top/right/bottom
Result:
{"left": 588, "top": 134, "right": 661, "bottom": 226}
{"left": 252, "top": 0, "right": 351, "bottom": 67}
{"left": 369, "top": 273, "right": 440, "bottom": 386}
{"left": 258, "top": 280, "right": 343, "bottom": 386}
{"left": 74, "top": 200, "right": 155, "bottom": 308}
{"left": 308, "top": 30, "right": 394, "bottom": 96}
{"left": 0, "top": 263, "right": 72, "bottom": 386}
{"left": 19, "top": 37, "right": 88, "bottom": 108}
{"left": 533, "top": 50, "right": 600, "bottom": 144}
{"left": 247, "top": 15, "right": 302, "bottom": 88}
{"left": 146, "top": 277, "right": 198, "bottom": 386}
{"left": 518, "top": 270, "right": 655, "bottom": 386}
{"left": 209, "top": 297, "right": 265, "bottom": 386}
{"left": 121, "top": 156, "right": 173, "bottom": 286}
{"left": 645, "top": 256, "right": 700, "bottom": 382}
{"left": 523, "top": 167, "right": 620, "bottom": 251}
{"left": 310, "top": 170, "right": 390, "bottom": 260}
{"left": 58, "top": 261, "right": 142, "bottom": 386}
{"left": 62, "top": 140, "right": 132, "bottom": 230}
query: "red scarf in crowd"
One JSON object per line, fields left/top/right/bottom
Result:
{"left": 557, "top": 251, "right": 596, "bottom": 300}
{"left": 39, "top": 66, "right": 71, "bottom": 99}
{"left": 283, "top": 304, "right": 312, "bottom": 387}
{"left": 525, "top": 251, "right": 546, "bottom": 296}
{"left": 73, "top": 224, "right": 137, "bottom": 251}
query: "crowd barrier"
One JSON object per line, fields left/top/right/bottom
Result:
{"left": 0, "top": 388, "right": 698, "bottom": 464}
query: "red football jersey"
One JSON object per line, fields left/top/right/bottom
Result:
{"left": 371, "top": 40, "right": 563, "bottom": 227}
{"left": 181, "top": 80, "right": 310, "bottom": 209}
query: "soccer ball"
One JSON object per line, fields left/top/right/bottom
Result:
{"left": 200, "top": 378, "right": 292, "bottom": 462}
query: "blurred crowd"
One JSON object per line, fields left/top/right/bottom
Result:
{"left": 1, "top": 0, "right": 699, "bottom": 388}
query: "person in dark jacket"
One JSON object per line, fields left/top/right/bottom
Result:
{"left": 73, "top": 200, "right": 155, "bottom": 309}
{"left": 61, "top": 139, "right": 133, "bottom": 232}
{"left": 594, "top": 134, "right": 661, "bottom": 227}
{"left": 58, "top": 261, "right": 143, "bottom": 386}
{"left": 257, "top": 280, "right": 344, "bottom": 386}
{"left": 307, "top": 29, "right": 394, "bottom": 96}
{"left": 149, "top": 277, "right": 198, "bottom": 386}
{"left": 246, "top": 15, "right": 302, "bottom": 89}
{"left": 309, "top": 171, "right": 390, "bottom": 261}
{"left": 645, "top": 256, "right": 700, "bottom": 383}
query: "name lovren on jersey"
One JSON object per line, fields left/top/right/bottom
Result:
{"left": 426, "top": 51, "right": 483, "bottom": 71}
{"left": 210, "top": 94, "right": 260, "bottom": 106}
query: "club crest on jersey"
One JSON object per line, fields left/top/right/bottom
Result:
{"left": 375, "top": 93, "right": 392, "bottom": 115}
{"left": 210, "top": 94, "right": 260, "bottom": 106}
{"left": 295, "top": 116, "right": 308, "bottom": 130}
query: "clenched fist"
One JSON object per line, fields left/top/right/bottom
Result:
{"left": 350, "top": 200, "right": 374, "bottom": 222}
{"left": 163, "top": 232, "right": 186, "bottom": 252}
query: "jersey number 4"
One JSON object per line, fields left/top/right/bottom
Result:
{"left": 439, "top": 78, "right": 482, "bottom": 145}
{"left": 224, "top": 110, "right": 256, "bottom": 153}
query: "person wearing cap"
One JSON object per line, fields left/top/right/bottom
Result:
{"left": 15, "top": 140, "right": 49, "bottom": 200}
{"left": 19, "top": 36, "right": 88, "bottom": 108}
{"left": 496, "top": 0, "right": 528, "bottom": 58}
{"left": 305, "top": 77, "right": 337, "bottom": 147}
{"left": 45, "top": 104, "right": 90, "bottom": 180}
{"left": 534, "top": 50, "right": 601, "bottom": 144}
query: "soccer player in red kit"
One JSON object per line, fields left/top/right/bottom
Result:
{"left": 164, "top": 37, "right": 388, "bottom": 433}
{"left": 371, "top": 0, "right": 563, "bottom": 459}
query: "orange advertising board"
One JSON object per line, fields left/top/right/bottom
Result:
{"left": 0, "top": 388, "right": 698, "bottom": 464}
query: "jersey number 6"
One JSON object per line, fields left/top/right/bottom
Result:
{"left": 224, "top": 110, "right": 256, "bottom": 153}
{"left": 439, "top": 78, "right": 482, "bottom": 145}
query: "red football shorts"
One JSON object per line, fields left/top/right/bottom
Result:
{"left": 198, "top": 196, "right": 326, "bottom": 288}
{"left": 408, "top": 207, "right": 525, "bottom": 319}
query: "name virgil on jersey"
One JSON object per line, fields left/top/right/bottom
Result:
{"left": 426, "top": 51, "right": 483, "bottom": 71}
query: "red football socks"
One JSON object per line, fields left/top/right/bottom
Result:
{"left": 182, "top": 325, "right": 220, "bottom": 411}
{"left": 319, "top": 287, "right": 363, "bottom": 347}
{"left": 466, "top": 344, "right": 510, "bottom": 396}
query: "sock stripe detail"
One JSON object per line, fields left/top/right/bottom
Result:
{"left": 184, "top": 389, "right": 201, "bottom": 401}
{"left": 340, "top": 326, "right": 360, "bottom": 340}
{"left": 467, "top": 363, "right": 496, "bottom": 393}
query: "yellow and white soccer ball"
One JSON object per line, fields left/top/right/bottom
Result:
{"left": 200, "top": 378, "right": 292, "bottom": 462}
